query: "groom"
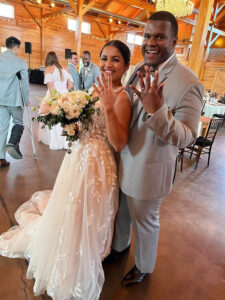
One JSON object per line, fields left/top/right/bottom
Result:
{"left": 109, "top": 11, "right": 204, "bottom": 286}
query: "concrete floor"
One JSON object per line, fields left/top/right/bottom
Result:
{"left": 0, "top": 84, "right": 225, "bottom": 300}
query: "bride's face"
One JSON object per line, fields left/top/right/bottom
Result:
{"left": 99, "top": 46, "right": 129, "bottom": 84}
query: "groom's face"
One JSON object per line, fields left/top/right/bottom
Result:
{"left": 142, "top": 20, "right": 177, "bottom": 67}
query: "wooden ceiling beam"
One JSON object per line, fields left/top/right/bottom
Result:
{"left": 116, "top": 0, "right": 155, "bottom": 13}
{"left": 214, "top": 4, "right": 225, "bottom": 25}
{"left": 96, "top": 22, "right": 107, "bottom": 38}
{"left": 42, "top": 6, "right": 72, "bottom": 19}
{"left": 83, "top": 14, "right": 139, "bottom": 31}
{"left": 114, "top": 4, "right": 128, "bottom": 14}
{"left": 67, "top": 0, "right": 77, "bottom": 13}
{"left": 128, "top": 8, "right": 142, "bottom": 19}
{"left": 82, "top": 0, "right": 96, "bottom": 15}
{"left": 21, "top": 2, "right": 41, "bottom": 28}
{"left": 110, "top": 27, "right": 144, "bottom": 34}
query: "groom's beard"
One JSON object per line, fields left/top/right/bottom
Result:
{"left": 139, "top": 65, "right": 158, "bottom": 78}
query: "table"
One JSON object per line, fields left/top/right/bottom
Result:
{"left": 29, "top": 69, "right": 44, "bottom": 84}
{"left": 203, "top": 103, "right": 225, "bottom": 118}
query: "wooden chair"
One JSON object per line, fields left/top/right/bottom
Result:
{"left": 173, "top": 148, "right": 184, "bottom": 183}
{"left": 201, "top": 100, "right": 207, "bottom": 116}
{"left": 186, "top": 118, "right": 224, "bottom": 170}
{"left": 213, "top": 113, "right": 225, "bottom": 127}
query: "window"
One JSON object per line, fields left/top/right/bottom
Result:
{"left": 81, "top": 21, "right": 90, "bottom": 34}
{"left": 134, "top": 35, "right": 143, "bottom": 46}
{"left": 67, "top": 19, "right": 91, "bottom": 34}
{"left": 127, "top": 33, "right": 135, "bottom": 44}
{"left": 0, "top": 3, "right": 14, "bottom": 18}
{"left": 127, "top": 33, "right": 143, "bottom": 46}
{"left": 68, "top": 19, "right": 76, "bottom": 31}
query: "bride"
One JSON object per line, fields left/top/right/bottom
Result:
{"left": 0, "top": 40, "right": 131, "bottom": 300}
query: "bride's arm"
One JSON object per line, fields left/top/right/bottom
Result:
{"left": 104, "top": 90, "right": 131, "bottom": 152}
{"left": 93, "top": 72, "right": 131, "bottom": 152}
{"left": 47, "top": 82, "right": 54, "bottom": 95}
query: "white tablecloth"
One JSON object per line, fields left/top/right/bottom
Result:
{"left": 203, "top": 103, "right": 225, "bottom": 118}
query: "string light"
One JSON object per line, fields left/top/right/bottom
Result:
{"left": 0, "top": 16, "right": 113, "bottom": 41}
{"left": 109, "top": 17, "right": 113, "bottom": 23}
{"left": 50, "top": 3, "right": 55, "bottom": 7}
{"left": 37, "top": 0, "right": 42, "bottom": 4}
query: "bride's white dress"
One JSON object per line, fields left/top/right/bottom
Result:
{"left": 0, "top": 100, "right": 118, "bottom": 300}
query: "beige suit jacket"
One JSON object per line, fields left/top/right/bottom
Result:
{"left": 119, "top": 55, "right": 204, "bottom": 200}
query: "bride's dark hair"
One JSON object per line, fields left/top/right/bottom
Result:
{"left": 100, "top": 40, "right": 131, "bottom": 65}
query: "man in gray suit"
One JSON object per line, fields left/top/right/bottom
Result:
{"left": 108, "top": 11, "right": 204, "bottom": 286}
{"left": 68, "top": 51, "right": 80, "bottom": 90}
{"left": 0, "top": 36, "right": 29, "bottom": 167}
{"left": 80, "top": 50, "right": 101, "bottom": 91}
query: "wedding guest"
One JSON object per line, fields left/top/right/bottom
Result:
{"left": 107, "top": 11, "right": 204, "bottom": 287}
{"left": 38, "top": 51, "right": 73, "bottom": 150}
{"left": 68, "top": 51, "right": 80, "bottom": 90}
{"left": 0, "top": 36, "right": 29, "bottom": 167}
{"left": 80, "top": 50, "right": 101, "bottom": 91}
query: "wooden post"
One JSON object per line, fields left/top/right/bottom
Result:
{"left": 76, "top": 0, "right": 83, "bottom": 64}
{"left": 188, "top": 0, "right": 214, "bottom": 78}
{"left": 41, "top": 8, "right": 45, "bottom": 66}
{"left": 68, "top": 0, "right": 83, "bottom": 70}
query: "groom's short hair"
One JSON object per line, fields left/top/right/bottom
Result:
{"left": 148, "top": 11, "right": 178, "bottom": 38}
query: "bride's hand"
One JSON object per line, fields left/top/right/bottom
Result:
{"left": 92, "top": 72, "right": 124, "bottom": 109}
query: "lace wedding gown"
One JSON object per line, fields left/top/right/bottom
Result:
{"left": 0, "top": 100, "right": 118, "bottom": 300}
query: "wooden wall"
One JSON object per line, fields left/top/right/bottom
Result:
{"left": 201, "top": 61, "right": 225, "bottom": 91}
{"left": 0, "top": 0, "right": 224, "bottom": 93}
{"left": 0, "top": 0, "right": 196, "bottom": 69}
{"left": 0, "top": 0, "right": 106, "bottom": 68}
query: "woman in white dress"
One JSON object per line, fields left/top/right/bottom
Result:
{"left": 38, "top": 51, "right": 74, "bottom": 150}
{"left": 0, "top": 40, "right": 131, "bottom": 300}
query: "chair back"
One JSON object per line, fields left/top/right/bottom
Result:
{"left": 201, "top": 100, "right": 207, "bottom": 116}
{"left": 204, "top": 118, "right": 223, "bottom": 143}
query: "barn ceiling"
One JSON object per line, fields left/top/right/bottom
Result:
{"left": 23, "top": 0, "right": 225, "bottom": 34}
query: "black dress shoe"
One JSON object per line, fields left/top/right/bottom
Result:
{"left": 102, "top": 246, "right": 130, "bottom": 264}
{"left": 122, "top": 265, "right": 149, "bottom": 287}
{"left": 0, "top": 159, "right": 10, "bottom": 168}
{"left": 6, "top": 143, "right": 22, "bottom": 159}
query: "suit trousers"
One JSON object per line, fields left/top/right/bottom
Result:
{"left": 0, "top": 106, "right": 23, "bottom": 159}
{"left": 112, "top": 190, "right": 163, "bottom": 273}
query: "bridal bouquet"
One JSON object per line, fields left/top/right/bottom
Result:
{"left": 33, "top": 89, "right": 98, "bottom": 153}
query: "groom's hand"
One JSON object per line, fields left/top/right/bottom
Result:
{"left": 130, "top": 66, "right": 164, "bottom": 115}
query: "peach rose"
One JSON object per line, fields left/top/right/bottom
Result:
{"left": 49, "top": 101, "right": 61, "bottom": 115}
{"left": 64, "top": 123, "right": 77, "bottom": 136}
{"left": 39, "top": 102, "right": 51, "bottom": 115}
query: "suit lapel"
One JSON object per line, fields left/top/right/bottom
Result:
{"left": 158, "top": 54, "right": 177, "bottom": 85}
{"left": 126, "top": 61, "right": 145, "bottom": 128}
